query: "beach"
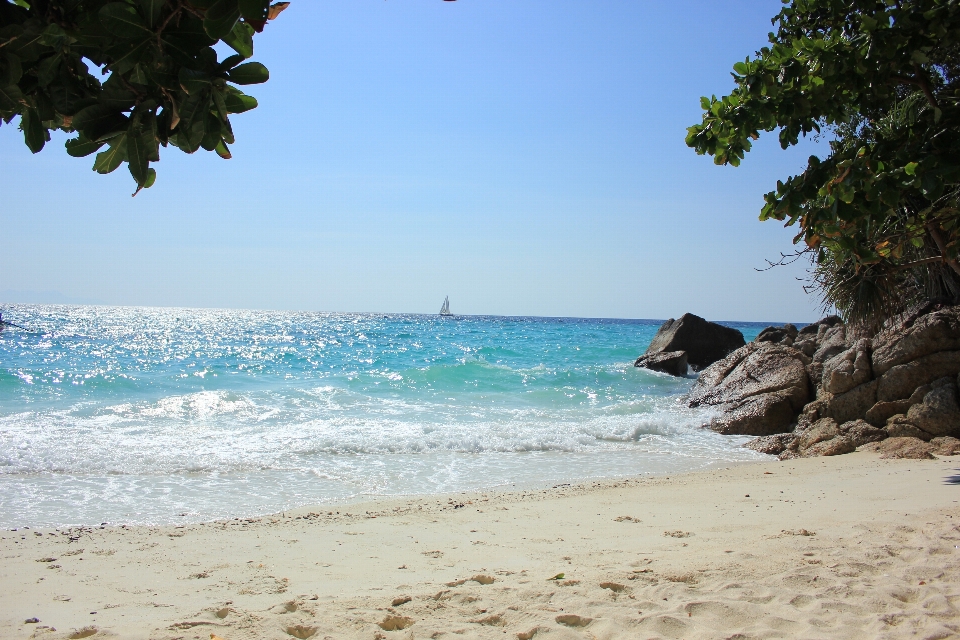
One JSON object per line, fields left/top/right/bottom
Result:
{"left": 3, "top": 451, "right": 959, "bottom": 640}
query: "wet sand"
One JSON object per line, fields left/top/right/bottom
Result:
{"left": 2, "top": 452, "right": 959, "bottom": 639}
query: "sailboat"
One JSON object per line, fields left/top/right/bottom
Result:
{"left": 439, "top": 296, "right": 452, "bottom": 316}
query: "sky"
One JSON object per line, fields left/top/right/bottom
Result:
{"left": 0, "top": 0, "right": 830, "bottom": 322}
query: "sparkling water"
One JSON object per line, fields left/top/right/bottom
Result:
{"left": 0, "top": 305, "right": 773, "bottom": 527}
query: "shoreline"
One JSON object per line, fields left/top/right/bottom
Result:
{"left": 3, "top": 452, "right": 959, "bottom": 639}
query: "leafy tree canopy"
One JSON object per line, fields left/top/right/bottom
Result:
{"left": 0, "top": 0, "right": 288, "bottom": 194}
{"left": 687, "top": 0, "right": 960, "bottom": 324}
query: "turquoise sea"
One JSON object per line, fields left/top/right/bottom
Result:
{"left": 0, "top": 305, "right": 776, "bottom": 527}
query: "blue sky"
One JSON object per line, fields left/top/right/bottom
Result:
{"left": 0, "top": 0, "right": 827, "bottom": 322}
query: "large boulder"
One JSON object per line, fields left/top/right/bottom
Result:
{"left": 634, "top": 351, "right": 688, "bottom": 377}
{"left": 876, "top": 350, "right": 960, "bottom": 402}
{"left": 872, "top": 305, "right": 960, "bottom": 376}
{"left": 884, "top": 377, "right": 960, "bottom": 440}
{"left": 643, "top": 313, "right": 745, "bottom": 370}
{"left": 821, "top": 339, "right": 872, "bottom": 395}
{"left": 688, "top": 342, "right": 811, "bottom": 436}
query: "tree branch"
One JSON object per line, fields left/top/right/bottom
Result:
{"left": 927, "top": 223, "right": 960, "bottom": 277}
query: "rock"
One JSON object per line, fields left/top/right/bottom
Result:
{"left": 688, "top": 342, "right": 811, "bottom": 436}
{"left": 804, "top": 435, "right": 857, "bottom": 457}
{"left": 864, "top": 436, "right": 937, "bottom": 459}
{"left": 824, "top": 379, "right": 878, "bottom": 424}
{"left": 756, "top": 323, "right": 799, "bottom": 345}
{"left": 838, "top": 419, "right": 887, "bottom": 447}
{"left": 708, "top": 392, "right": 802, "bottom": 436}
{"left": 743, "top": 433, "right": 797, "bottom": 455}
{"left": 821, "top": 339, "right": 872, "bottom": 395}
{"left": 634, "top": 350, "right": 688, "bottom": 377}
{"left": 797, "top": 418, "right": 839, "bottom": 451}
{"left": 808, "top": 325, "right": 852, "bottom": 387}
{"left": 798, "top": 316, "right": 842, "bottom": 337}
{"left": 903, "top": 377, "right": 960, "bottom": 438}
{"left": 872, "top": 306, "right": 960, "bottom": 376}
{"left": 931, "top": 436, "right": 960, "bottom": 455}
{"left": 876, "top": 351, "right": 960, "bottom": 402}
{"left": 885, "top": 416, "right": 931, "bottom": 441}
{"left": 865, "top": 399, "right": 913, "bottom": 427}
{"left": 643, "top": 313, "right": 745, "bottom": 370}
{"left": 793, "top": 338, "right": 818, "bottom": 357}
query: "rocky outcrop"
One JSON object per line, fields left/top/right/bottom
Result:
{"left": 699, "top": 301, "right": 960, "bottom": 459}
{"left": 641, "top": 314, "right": 745, "bottom": 371}
{"left": 634, "top": 351, "right": 688, "bottom": 377}
{"left": 687, "top": 342, "right": 811, "bottom": 436}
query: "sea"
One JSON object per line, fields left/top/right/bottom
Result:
{"left": 0, "top": 305, "right": 779, "bottom": 528}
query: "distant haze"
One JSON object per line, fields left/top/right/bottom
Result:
{"left": 1, "top": 0, "right": 823, "bottom": 323}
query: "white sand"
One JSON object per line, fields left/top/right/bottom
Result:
{"left": 3, "top": 452, "right": 960, "bottom": 639}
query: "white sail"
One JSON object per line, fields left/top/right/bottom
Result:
{"left": 439, "top": 296, "right": 451, "bottom": 315}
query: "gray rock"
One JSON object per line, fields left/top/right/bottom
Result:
{"left": 644, "top": 313, "right": 745, "bottom": 370}
{"left": 634, "top": 350, "right": 688, "bottom": 377}
{"left": 885, "top": 416, "right": 931, "bottom": 441}
{"left": 864, "top": 400, "right": 912, "bottom": 427}
{"left": 863, "top": 436, "right": 937, "bottom": 459}
{"left": 797, "top": 316, "right": 843, "bottom": 339}
{"left": 838, "top": 419, "right": 887, "bottom": 447}
{"left": 794, "top": 338, "right": 818, "bottom": 357}
{"left": 872, "top": 306, "right": 960, "bottom": 376}
{"left": 687, "top": 342, "right": 811, "bottom": 436}
{"left": 876, "top": 351, "right": 960, "bottom": 402}
{"left": 821, "top": 339, "right": 872, "bottom": 395}
{"left": 708, "top": 392, "right": 800, "bottom": 436}
{"left": 797, "top": 417, "right": 839, "bottom": 451}
{"left": 689, "top": 343, "right": 810, "bottom": 410}
{"left": 743, "top": 433, "right": 798, "bottom": 455}
{"left": 904, "top": 377, "right": 960, "bottom": 438}
{"left": 755, "top": 323, "right": 799, "bottom": 345}
{"left": 803, "top": 435, "right": 857, "bottom": 457}
{"left": 931, "top": 436, "right": 960, "bottom": 455}
{"left": 824, "top": 379, "right": 878, "bottom": 424}
{"left": 808, "top": 325, "right": 851, "bottom": 389}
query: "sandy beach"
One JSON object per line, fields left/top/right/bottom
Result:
{"left": 2, "top": 453, "right": 959, "bottom": 640}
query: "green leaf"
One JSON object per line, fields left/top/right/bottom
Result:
{"left": 21, "top": 107, "right": 46, "bottom": 153}
{"left": 203, "top": 0, "right": 241, "bottom": 40}
{"left": 215, "top": 138, "right": 232, "bottom": 159}
{"left": 138, "top": 0, "right": 164, "bottom": 28}
{"left": 143, "top": 167, "right": 157, "bottom": 188}
{"left": 239, "top": 0, "right": 269, "bottom": 21}
{"left": 0, "top": 83, "right": 24, "bottom": 111}
{"left": 548, "top": 573, "right": 564, "bottom": 580}
{"left": 223, "top": 90, "right": 257, "bottom": 113}
{"left": 221, "top": 21, "right": 254, "bottom": 58}
{"left": 0, "top": 53, "right": 23, "bottom": 86}
{"left": 93, "top": 133, "right": 128, "bottom": 174}
{"left": 904, "top": 162, "right": 918, "bottom": 176}
{"left": 99, "top": 3, "right": 152, "bottom": 39}
{"left": 66, "top": 133, "right": 107, "bottom": 157}
{"left": 127, "top": 125, "right": 152, "bottom": 186}
{"left": 73, "top": 104, "right": 130, "bottom": 142}
{"left": 226, "top": 61, "right": 268, "bottom": 85}
{"left": 179, "top": 67, "right": 211, "bottom": 95}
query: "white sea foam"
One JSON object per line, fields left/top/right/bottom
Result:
{"left": 0, "top": 305, "right": 771, "bottom": 527}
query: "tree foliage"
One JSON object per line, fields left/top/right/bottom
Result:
{"left": 0, "top": 0, "right": 288, "bottom": 194}
{"left": 687, "top": 0, "right": 960, "bottom": 325}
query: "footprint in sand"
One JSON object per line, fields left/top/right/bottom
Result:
{"left": 67, "top": 628, "right": 98, "bottom": 639}
{"left": 215, "top": 608, "right": 230, "bottom": 619}
{"left": 516, "top": 628, "right": 540, "bottom": 640}
{"left": 599, "top": 582, "right": 626, "bottom": 592}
